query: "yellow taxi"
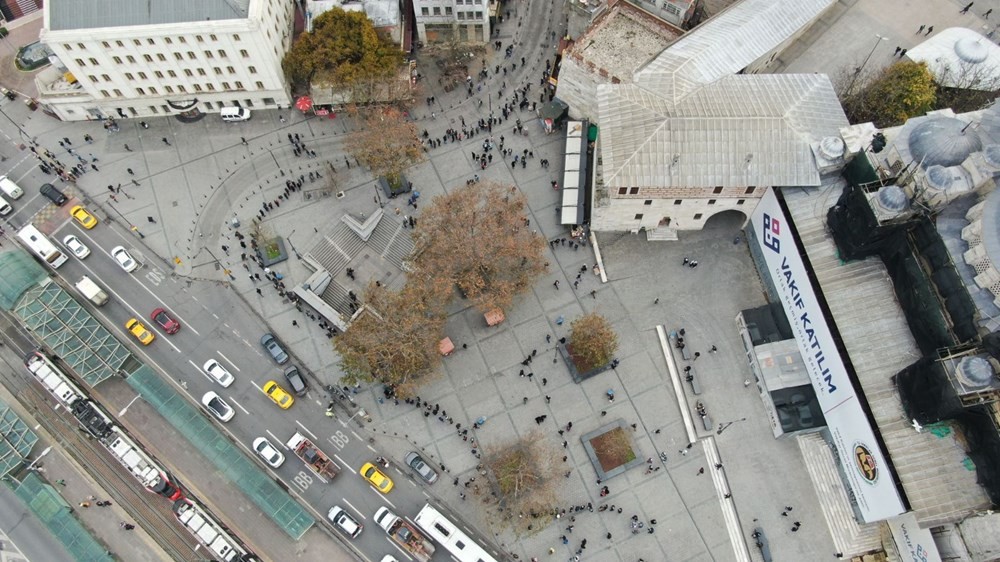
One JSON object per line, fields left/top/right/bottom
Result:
{"left": 70, "top": 205, "right": 98, "bottom": 229}
{"left": 263, "top": 380, "right": 294, "bottom": 409}
{"left": 125, "top": 318, "right": 155, "bottom": 345}
{"left": 360, "top": 462, "right": 394, "bottom": 494}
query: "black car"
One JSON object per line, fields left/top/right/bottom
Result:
{"left": 283, "top": 365, "right": 308, "bottom": 396}
{"left": 39, "top": 183, "right": 68, "bottom": 206}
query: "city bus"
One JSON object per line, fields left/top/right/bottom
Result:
{"left": 16, "top": 224, "right": 69, "bottom": 268}
{"left": 414, "top": 504, "right": 498, "bottom": 562}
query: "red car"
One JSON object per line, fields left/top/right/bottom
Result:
{"left": 150, "top": 308, "right": 181, "bottom": 334}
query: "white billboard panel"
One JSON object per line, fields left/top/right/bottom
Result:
{"left": 888, "top": 512, "right": 941, "bottom": 562}
{"left": 751, "top": 188, "right": 905, "bottom": 523}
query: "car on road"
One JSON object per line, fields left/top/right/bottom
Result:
{"left": 70, "top": 205, "right": 98, "bottom": 229}
{"left": 110, "top": 245, "right": 138, "bottom": 272}
{"left": 252, "top": 437, "right": 285, "bottom": 468}
{"left": 360, "top": 462, "right": 394, "bottom": 494}
{"left": 62, "top": 234, "right": 90, "bottom": 259}
{"left": 150, "top": 308, "right": 180, "bottom": 334}
{"left": 283, "top": 364, "right": 307, "bottom": 396}
{"left": 202, "top": 359, "right": 235, "bottom": 388}
{"left": 125, "top": 318, "right": 155, "bottom": 345}
{"left": 327, "top": 506, "right": 362, "bottom": 538}
{"left": 262, "top": 380, "right": 294, "bottom": 409}
{"left": 201, "top": 391, "right": 234, "bottom": 422}
{"left": 40, "top": 183, "right": 68, "bottom": 206}
{"left": 260, "top": 333, "right": 288, "bottom": 364}
{"left": 404, "top": 451, "right": 439, "bottom": 484}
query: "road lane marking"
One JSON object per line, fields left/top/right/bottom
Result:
{"left": 334, "top": 454, "right": 354, "bottom": 474}
{"left": 295, "top": 420, "right": 317, "bottom": 440}
{"left": 343, "top": 499, "right": 365, "bottom": 519}
{"left": 218, "top": 351, "right": 241, "bottom": 371}
{"left": 385, "top": 537, "right": 413, "bottom": 561}
{"left": 266, "top": 429, "right": 286, "bottom": 449}
{"left": 229, "top": 396, "right": 250, "bottom": 415}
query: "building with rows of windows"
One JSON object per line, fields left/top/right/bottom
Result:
{"left": 413, "top": 0, "right": 492, "bottom": 44}
{"left": 36, "top": 0, "right": 294, "bottom": 121}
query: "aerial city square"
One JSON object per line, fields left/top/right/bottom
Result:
{"left": 0, "top": 0, "right": 997, "bottom": 561}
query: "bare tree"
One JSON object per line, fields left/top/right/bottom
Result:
{"left": 481, "top": 431, "right": 561, "bottom": 532}
{"left": 411, "top": 181, "right": 548, "bottom": 313}
{"left": 345, "top": 107, "right": 425, "bottom": 184}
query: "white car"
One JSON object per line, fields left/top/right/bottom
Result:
{"left": 202, "top": 359, "right": 235, "bottom": 388}
{"left": 110, "top": 245, "right": 138, "bottom": 272}
{"left": 252, "top": 437, "right": 285, "bottom": 468}
{"left": 328, "top": 506, "right": 362, "bottom": 538}
{"left": 62, "top": 235, "right": 91, "bottom": 259}
{"left": 201, "top": 391, "right": 234, "bottom": 422}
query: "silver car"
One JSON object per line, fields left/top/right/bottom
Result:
{"left": 260, "top": 333, "right": 289, "bottom": 364}
{"left": 404, "top": 451, "right": 439, "bottom": 484}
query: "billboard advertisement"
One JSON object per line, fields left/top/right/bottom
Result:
{"left": 752, "top": 187, "right": 905, "bottom": 523}
{"left": 888, "top": 512, "right": 941, "bottom": 562}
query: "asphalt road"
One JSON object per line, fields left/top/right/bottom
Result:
{"left": 0, "top": 163, "right": 484, "bottom": 561}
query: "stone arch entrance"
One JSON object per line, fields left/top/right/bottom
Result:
{"left": 702, "top": 209, "right": 748, "bottom": 232}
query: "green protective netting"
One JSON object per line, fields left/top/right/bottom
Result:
{"left": 0, "top": 249, "right": 49, "bottom": 311}
{"left": 13, "top": 280, "right": 135, "bottom": 388}
{"left": 0, "top": 404, "right": 39, "bottom": 477}
{"left": 125, "top": 366, "right": 315, "bottom": 539}
{"left": 5, "top": 473, "right": 113, "bottom": 562}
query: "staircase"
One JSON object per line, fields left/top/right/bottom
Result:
{"left": 645, "top": 227, "right": 678, "bottom": 241}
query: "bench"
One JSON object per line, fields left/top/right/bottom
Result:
{"left": 700, "top": 412, "right": 713, "bottom": 431}
{"left": 685, "top": 369, "right": 702, "bottom": 395}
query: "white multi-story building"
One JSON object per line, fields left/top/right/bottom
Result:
{"left": 36, "top": 0, "right": 294, "bottom": 121}
{"left": 413, "top": 0, "right": 493, "bottom": 44}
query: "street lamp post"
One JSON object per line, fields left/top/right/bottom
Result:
{"left": 716, "top": 417, "right": 747, "bottom": 436}
{"left": 846, "top": 34, "right": 889, "bottom": 96}
{"left": 286, "top": 230, "right": 302, "bottom": 260}
{"left": 25, "top": 446, "right": 52, "bottom": 473}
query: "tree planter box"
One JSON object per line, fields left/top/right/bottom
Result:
{"left": 581, "top": 419, "right": 645, "bottom": 481}
{"left": 379, "top": 174, "right": 411, "bottom": 199}
{"left": 559, "top": 343, "right": 613, "bottom": 383}
{"left": 258, "top": 237, "right": 289, "bottom": 267}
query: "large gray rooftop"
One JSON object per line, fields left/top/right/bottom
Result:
{"left": 633, "top": 0, "right": 835, "bottom": 102}
{"left": 48, "top": 0, "right": 250, "bottom": 32}
{"left": 597, "top": 73, "right": 847, "bottom": 188}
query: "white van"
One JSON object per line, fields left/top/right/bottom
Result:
{"left": 0, "top": 175, "right": 24, "bottom": 199}
{"left": 0, "top": 194, "right": 11, "bottom": 216}
{"left": 75, "top": 275, "right": 109, "bottom": 307}
{"left": 220, "top": 107, "right": 251, "bottom": 122}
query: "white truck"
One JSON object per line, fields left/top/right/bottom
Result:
{"left": 374, "top": 507, "right": 435, "bottom": 562}
{"left": 75, "top": 276, "right": 109, "bottom": 306}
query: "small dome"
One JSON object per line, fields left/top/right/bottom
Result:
{"left": 955, "top": 356, "right": 994, "bottom": 388}
{"left": 908, "top": 118, "right": 983, "bottom": 169}
{"left": 983, "top": 145, "right": 1000, "bottom": 170}
{"left": 954, "top": 37, "right": 989, "bottom": 64}
{"left": 877, "top": 185, "right": 908, "bottom": 212}
{"left": 925, "top": 165, "right": 955, "bottom": 191}
{"left": 819, "top": 136, "right": 845, "bottom": 160}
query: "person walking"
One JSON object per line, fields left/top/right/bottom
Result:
{"left": 925, "top": 25, "right": 934, "bottom": 35}
{"left": 985, "top": 8, "right": 993, "bottom": 18}
{"left": 916, "top": 24, "right": 925, "bottom": 34}
{"left": 147, "top": 216, "right": 156, "bottom": 223}
{"left": 127, "top": 168, "right": 134, "bottom": 175}
{"left": 960, "top": 2, "right": 973, "bottom": 14}
{"left": 124, "top": 144, "right": 132, "bottom": 152}
{"left": 162, "top": 137, "right": 171, "bottom": 146}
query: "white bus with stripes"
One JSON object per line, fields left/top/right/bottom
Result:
{"left": 414, "top": 504, "right": 498, "bottom": 562}
{"left": 16, "top": 224, "right": 69, "bottom": 268}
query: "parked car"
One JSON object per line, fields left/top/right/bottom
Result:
{"left": 252, "top": 437, "right": 285, "bottom": 468}
{"left": 70, "top": 205, "right": 98, "bottom": 229}
{"left": 283, "top": 365, "right": 307, "bottom": 396}
{"left": 110, "top": 246, "right": 138, "bottom": 272}
{"left": 201, "top": 391, "right": 234, "bottom": 422}
{"left": 260, "top": 333, "right": 289, "bottom": 364}
{"left": 150, "top": 308, "right": 181, "bottom": 334}
{"left": 125, "top": 318, "right": 155, "bottom": 345}
{"left": 202, "top": 359, "right": 235, "bottom": 388}
{"left": 262, "top": 380, "right": 294, "bottom": 409}
{"left": 62, "top": 234, "right": 90, "bottom": 259}
{"left": 328, "top": 506, "right": 363, "bottom": 538}
{"left": 404, "top": 451, "right": 439, "bottom": 484}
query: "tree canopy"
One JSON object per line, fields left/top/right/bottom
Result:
{"left": 333, "top": 281, "right": 445, "bottom": 395}
{"left": 840, "top": 61, "right": 936, "bottom": 127}
{"left": 411, "top": 181, "right": 548, "bottom": 313}
{"left": 345, "top": 107, "right": 425, "bottom": 181}
{"left": 282, "top": 8, "right": 403, "bottom": 94}
{"left": 568, "top": 312, "right": 618, "bottom": 372}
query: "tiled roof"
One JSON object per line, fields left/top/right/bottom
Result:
{"left": 598, "top": 74, "right": 847, "bottom": 188}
